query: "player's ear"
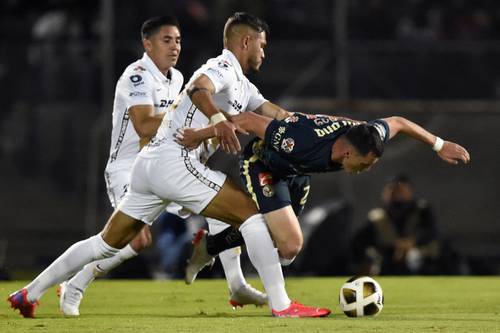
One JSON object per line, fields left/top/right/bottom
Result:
{"left": 242, "top": 35, "right": 251, "bottom": 50}
{"left": 143, "top": 38, "right": 152, "bottom": 52}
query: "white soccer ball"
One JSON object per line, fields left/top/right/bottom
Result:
{"left": 339, "top": 276, "right": 384, "bottom": 317}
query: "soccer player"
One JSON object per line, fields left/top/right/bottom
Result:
{"left": 177, "top": 111, "right": 470, "bottom": 277}
{"left": 57, "top": 16, "right": 185, "bottom": 316}
{"left": 57, "top": 15, "right": 265, "bottom": 316}
{"left": 8, "top": 12, "right": 330, "bottom": 318}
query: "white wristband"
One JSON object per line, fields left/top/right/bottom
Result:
{"left": 432, "top": 137, "right": 444, "bottom": 152}
{"left": 209, "top": 112, "right": 227, "bottom": 125}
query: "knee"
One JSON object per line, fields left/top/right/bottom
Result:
{"left": 130, "top": 226, "right": 153, "bottom": 251}
{"left": 278, "top": 237, "right": 303, "bottom": 259}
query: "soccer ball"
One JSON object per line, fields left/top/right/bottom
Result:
{"left": 339, "top": 276, "right": 384, "bottom": 317}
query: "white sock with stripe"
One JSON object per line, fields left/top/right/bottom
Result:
{"left": 25, "top": 234, "right": 119, "bottom": 302}
{"left": 67, "top": 244, "right": 138, "bottom": 292}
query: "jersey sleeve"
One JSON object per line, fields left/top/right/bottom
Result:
{"left": 246, "top": 82, "right": 268, "bottom": 111}
{"left": 121, "top": 67, "right": 155, "bottom": 108}
{"left": 369, "top": 119, "right": 390, "bottom": 143}
{"left": 198, "top": 59, "right": 235, "bottom": 94}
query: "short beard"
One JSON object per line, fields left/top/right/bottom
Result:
{"left": 248, "top": 65, "right": 261, "bottom": 75}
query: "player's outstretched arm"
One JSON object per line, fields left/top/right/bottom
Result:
{"left": 175, "top": 112, "right": 272, "bottom": 149}
{"left": 383, "top": 116, "right": 470, "bottom": 165}
{"left": 253, "top": 101, "right": 294, "bottom": 120}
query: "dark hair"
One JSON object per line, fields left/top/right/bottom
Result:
{"left": 225, "top": 12, "right": 269, "bottom": 37}
{"left": 141, "top": 16, "right": 180, "bottom": 40}
{"left": 344, "top": 124, "right": 384, "bottom": 157}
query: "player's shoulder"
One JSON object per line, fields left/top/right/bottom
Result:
{"left": 204, "top": 53, "right": 236, "bottom": 75}
{"left": 123, "top": 58, "right": 149, "bottom": 75}
{"left": 118, "top": 59, "right": 153, "bottom": 88}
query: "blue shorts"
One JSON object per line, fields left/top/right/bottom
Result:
{"left": 239, "top": 138, "right": 310, "bottom": 215}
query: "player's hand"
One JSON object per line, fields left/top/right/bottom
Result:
{"left": 214, "top": 120, "right": 247, "bottom": 154}
{"left": 174, "top": 128, "right": 202, "bottom": 150}
{"left": 437, "top": 141, "right": 471, "bottom": 165}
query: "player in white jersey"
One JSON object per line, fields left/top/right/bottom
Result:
{"left": 9, "top": 12, "right": 330, "bottom": 318}
{"left": 57, "top": 16, "right": 185, "bottom": 316}
{"left": 57, "top": 15, "right": 265, "bottom": 316}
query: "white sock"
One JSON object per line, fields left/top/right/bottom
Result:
{"left": 239, "top": 214, "right": 291, "bottom": 311}
{"left": 207, "top": 218, "right": 246, "bottom": 293}
{"left": 68, "top": 244, "right": 138, "bottom": 292}
{"left": 25, "top": 234, "right": 119, "bottom": 302}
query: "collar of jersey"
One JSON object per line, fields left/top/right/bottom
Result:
{"left": 141, "top": 52, "right": 171, "bottom": 84}
{"left": 222, "top": 49, "right": 243, "bottom": 81}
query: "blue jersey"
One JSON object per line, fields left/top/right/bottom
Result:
{"left": 260, "top": 113, "right": 389, "bottom": 175}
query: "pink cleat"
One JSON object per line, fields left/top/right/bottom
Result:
{"left": 7, "top": 289, "right": 39, "bottom": 318}
{"left": 272, "top": 301, "right": 331, "bottom": 318}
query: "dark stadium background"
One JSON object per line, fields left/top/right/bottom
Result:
{"left": 0, "top": 0, "right": 498, "bottom": 278}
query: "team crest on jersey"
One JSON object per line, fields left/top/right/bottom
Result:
{"left": 258, "top": 172, "right": 273, "bottom": 186}
{"left": 284, "top": 116, "right": 298, "bottom": 123}
{"left": 133, "top": 66, "right": 146, "bottom": 72}
{"left": 218, "top": 60, "right": 230, "bottom": 69}
{"left": 281, "top": 138, "right": 295, "bottom": 153}
{"left": 262, "top": 184, "right": 275, "bottom": 197}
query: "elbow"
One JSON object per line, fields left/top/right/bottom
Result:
{"left": 385, "top": 116, "right": 406, "bottom": 137}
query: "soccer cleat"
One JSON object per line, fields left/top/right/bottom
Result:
{"left": 184, "top": 229, "right": 215, "bottom": 285}
{"left": 58, "top": 281, "right": 83, "bottom": 316}
{"left": 272, "top": 301, "right": 331, "bottom": 318}
{"left": 7, "top": 288, "right": 39, "bottom": 318}
{"left": 229, "top": 284, "right": 268, "bottom": 308}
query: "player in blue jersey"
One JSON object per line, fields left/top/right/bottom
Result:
{"left": 177, "top": 111, "right": 470, "bottom": 278}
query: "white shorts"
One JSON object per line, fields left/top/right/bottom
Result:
{"left": 104, "top": 168, "right": 130, "bottom": 209}
{"left": 105, "top": 165, "right": 192, "bottom": 219}
{"left": 118, "top": 148, "right": 226, "bottom": 225}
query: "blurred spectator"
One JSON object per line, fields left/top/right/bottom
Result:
{"left": 352, "top": 174, "right": 463, "bottom": 275}
{"left": 155, "top": 212, "right": 191, "bottom": 279}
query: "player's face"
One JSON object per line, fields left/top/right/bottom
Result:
{"left": 145, "top": 25, "right": 181, "bottom": 73}
{"left": 342, "top": 150, "right": 379, "bottom": 174}
{"left": 247, "top": 31, "right": 267, "bottom": 73}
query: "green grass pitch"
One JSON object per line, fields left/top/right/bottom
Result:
{"left": 1, "top": 277, "right": 499, "bottom": 332}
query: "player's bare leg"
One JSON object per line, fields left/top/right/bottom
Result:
{"left": 264, "top": 206, "right": 303, "bottom": 265}
{"left": 196, "top": 178, "right": 330, "bottom": 316}
{"left": 60, "top": 224, "right": 152, "bottom": 315}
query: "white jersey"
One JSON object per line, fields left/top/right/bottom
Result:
{"left": 141, "top": 49, "right": 267, "bottom": 163}
{"left": 105, "top": 53, "right": 184, "bottom": 173}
